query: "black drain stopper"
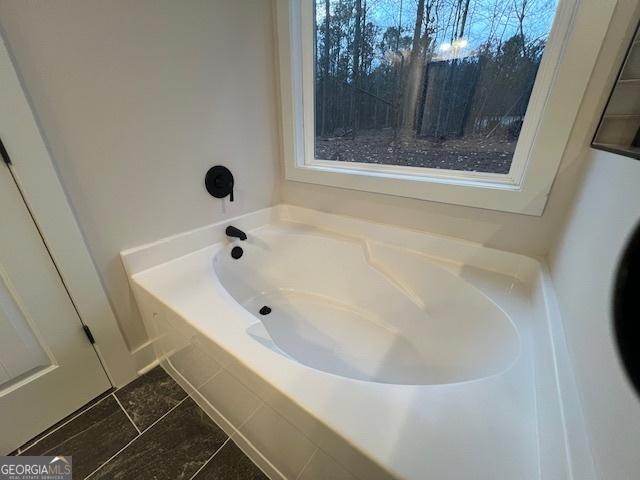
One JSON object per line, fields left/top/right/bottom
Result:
{"left": 259, "top": 306, "right": 272, "bottom": 315}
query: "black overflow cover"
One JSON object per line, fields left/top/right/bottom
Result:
{"left": 259, "top": 306, "right": 272, "bottom": 315}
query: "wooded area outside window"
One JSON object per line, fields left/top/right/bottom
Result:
{"left": 313, "top": 0, "right": 558, "bottom": 175}
{"left": 277, "top": 0, "right": 617, "bottom": 214}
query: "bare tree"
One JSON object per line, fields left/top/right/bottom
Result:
{"left": 349, "top": 0, "right": 363, "bottom": 135}
{"left": 398, "top": 0, "right": 438, "bottom": 141}
{"left": 514, "top": 0, "right": 529, "bottom": 56}
{"left": 396, "top": 0, "right": 425, "bottom": 141}
{"left": 321, "top": 0, "right": 331, "bottom": 136}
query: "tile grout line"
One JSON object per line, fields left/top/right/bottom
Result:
{"left": 19, "top": 391, "right": 113, "bottom": 455}
{"left": 84, "top": 395, "right": 190, "bottom": 479}
{"left": 186, "top": 437, "right": 232, "bottom": 480}
{"left": 111, "top": 393, "right": 141, "bottom": 435}
{"left": 295, "top": 447, "right": 319, "bottom": 480}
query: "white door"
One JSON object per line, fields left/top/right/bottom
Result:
{"left": 0, "top": 160, "right": 111, "bottom": 454}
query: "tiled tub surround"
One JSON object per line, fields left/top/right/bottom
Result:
{"left": 15, "top": 366, "right": 267, "bottom": 479}
{"left": 122, "top": 205, "right": 593, "bottom": 480}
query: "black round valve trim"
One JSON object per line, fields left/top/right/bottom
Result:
{"left": 205, "top": 165, "right": 234, "bottom": 201}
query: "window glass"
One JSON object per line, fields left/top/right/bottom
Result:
{"left": 313, "top": 0, "right": 558, "bottom": 174}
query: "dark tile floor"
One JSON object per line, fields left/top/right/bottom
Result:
{"left": 15, "top": 366, "right": 268, "bottom": 480}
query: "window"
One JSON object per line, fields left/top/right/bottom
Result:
{"left": 593, "top": 20, "right": 640, "bottom": 161}
{"left": 313, "top": 0, "right": 558, "bottom": 175}
{"left": 276, "top": 0, "right": 616, "bottom": 214}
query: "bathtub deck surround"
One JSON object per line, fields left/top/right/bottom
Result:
{"left": 14, "top": 366, "right": 267, "bottom": 480}
{"left": 121, "top": 205, "right": 592, "bottom": 480}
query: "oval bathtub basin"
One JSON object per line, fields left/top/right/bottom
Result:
{"left": 214, "top": 226, "right": 519, "bottom": 385}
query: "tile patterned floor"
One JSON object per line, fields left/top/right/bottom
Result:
{"left": 15, "top": 366, "right": 268, "bottom": 480}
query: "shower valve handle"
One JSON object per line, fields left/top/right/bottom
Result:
{"left": 205, "top": 165, "right": 235, "bottom": 202}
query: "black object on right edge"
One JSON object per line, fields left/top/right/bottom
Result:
{"left": 614, "top": 220, "right": 640, "bottom": 399}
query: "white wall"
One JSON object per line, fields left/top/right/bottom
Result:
{"left": 549, "top": 149, "right": 640, "bottom": 479}
{"left": 0, "top": 0, "right": 281, "bottom": 358}
{"left": 547, "top": 2, "right": 640, "bottom": 478}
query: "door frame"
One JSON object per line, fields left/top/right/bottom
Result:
{"left": 0, "top": 32, "right": 137, "bottom": 387}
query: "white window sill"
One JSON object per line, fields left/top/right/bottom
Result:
{"left": 285, "top": 160, "right": 543, "bottom": 215}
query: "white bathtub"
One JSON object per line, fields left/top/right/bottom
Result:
{"left": 122, "top": 205, "right": 590, "bottom": 480}
{"left": 215, "top": 224, "right": 520, "bottom": 386}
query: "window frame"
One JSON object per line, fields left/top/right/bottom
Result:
{"left": 276, "top": 0, "right": 615, "bottom": 215}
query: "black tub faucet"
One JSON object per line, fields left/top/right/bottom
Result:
{"left": 226, "top": 225, "right": 247, "bottom": 241}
